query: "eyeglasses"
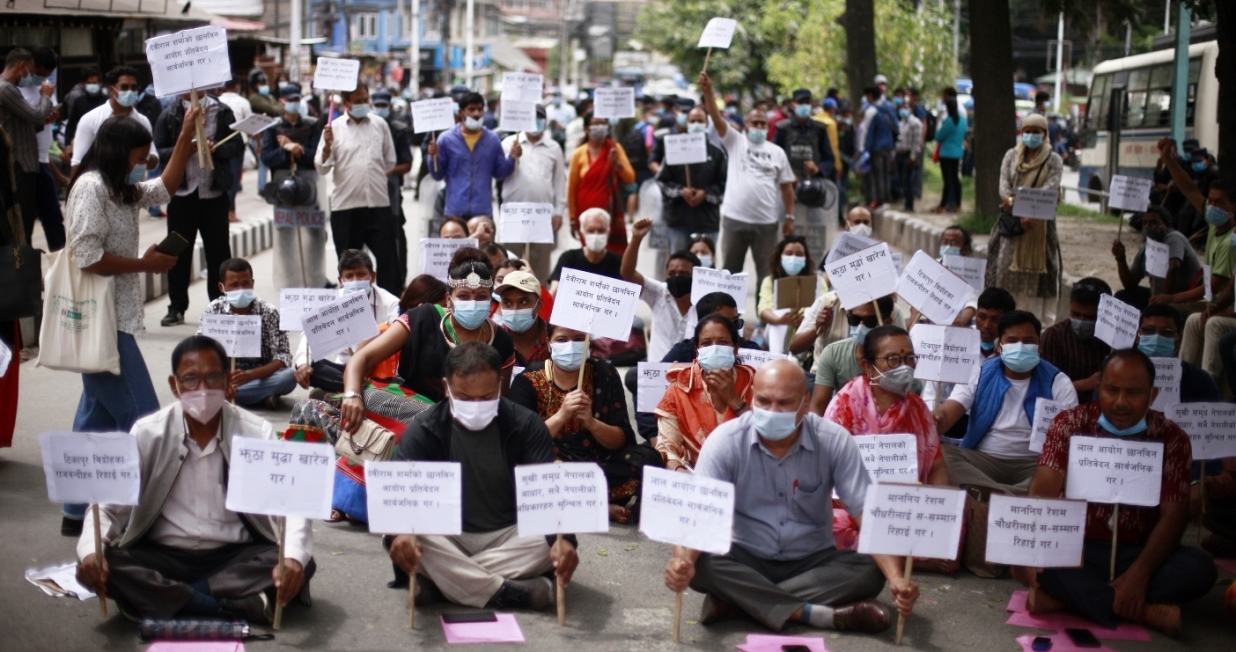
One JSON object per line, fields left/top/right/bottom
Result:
{"left": 847, "top": 314, "right": 881, "bottom": 328}
{"left": 871, "top": 354, "right": 917, "bottom": 368}
{"left": 1138, "top": 327, "right": 1178, "bottom": 339}
{"left": 732, "top": 318, "right": 745, "bottom": 331}
{"left": 177, "top": 373, "right": 226, "bottom": 390}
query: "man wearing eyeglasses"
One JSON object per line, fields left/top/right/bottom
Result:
{"left": 69, "top": 65, "right": 160, "bottom": 174}
{"left": 809, "top": 296, "right": 895, "bottom": 415}
{"left": 74, "top": 335, "right": 315, "bottom": 625}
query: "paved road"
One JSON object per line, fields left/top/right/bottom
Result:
{"left": 3, "top": 171, "right": 1233, "bottom": 652}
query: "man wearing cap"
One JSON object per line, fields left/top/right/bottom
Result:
{"left": 495, "top": 270, "right": 551, "bottom": 365}
{"left": 429, "top": 91, "right": 521, "bottom": 222}
{"left": 774, "top": 88, "right": 836, "bottom": 259}
{"left": 261, "top": 82, "right": 322, "bottom": 178}
{"left": 501, "top": 104, "right": 566, "bottom": 282}
{"left": 372, "top": 90, "right": 414, "bottom": 281}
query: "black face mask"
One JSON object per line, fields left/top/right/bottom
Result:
{"left": 666, "top": 275, "right": 693, "bottom": 298}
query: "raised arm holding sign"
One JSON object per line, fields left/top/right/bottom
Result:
{"left": 145, "top": 26, "right": 231, "bottom": 169}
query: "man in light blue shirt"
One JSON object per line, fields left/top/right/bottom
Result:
{"left": 664, "top": 359, "right": 918, "bottom": 633}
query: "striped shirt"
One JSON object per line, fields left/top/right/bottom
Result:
{"left": 0, "top": 78, "right": 51, "bottom": 173}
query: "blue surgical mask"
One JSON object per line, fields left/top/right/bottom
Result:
{"left": 795, "top": 104, "right": 812, "bottom": 119}
{"left": 452, "top": 300, "right": 490, "bottom": 330}
{"left": 1191, "top": 161, "right": 1208, "bottom": 173}
{"left": 503, "top": 308, "right": 537, "bottom": 333}
{"left": 893, "top": 97, "right": 904, "bottom": 106}
{"left": 980, "top": 339, "right": 996, "bottom": 352}
{"left": 1205, "top": 205, "right": 1231, "bottom": 227}
{"left": 374, "top": 107, "right": 391, "bottom": 119}
{"left": 746, "top": 128, "right": 767, "bottom": 145}
{"left": 940, "top": 245, "right": 962, "bottom": 258}
{"left": 780, "top": 255, "right": 806, "bottom": 276}
{"left": 687, "top": 122, "right": 707, "bottom": 134}
{"left": 850, "top": 323, "right": 872, "bottom": 346}
{"left": 1000, "top": 342, "right": 1040, "bottom": 373}
{"left": 1098, "top": 413, "right": 1148, "bottom": 437}
{"left": 898, "top": 108, "right": 910, "bottom": 120}
{"left": 464, "top": 116, "right": 483, "bottom": 130}
{"left": 226, "top": 289, "right": 255, "bottom": 309}
{"left": 19, "top": 73, "right": 45, "bottom": 88}
{"left": 1022, "top": 132, "right": 1044, "bottom": 149}
{"left": 125, "top": 163, "right": 147, "bottom": 186}
{"left": 1138, "top": 334, "right": 1176, "bottom": 358}
{"left": 752, "top": 405, "right": 801, "bottom": 441}
{"left": 85, "top": 83, "right": 101, "bottom": 95}
{"left": 116, "top": 90, "right": 140, "bottom": 108}
{"left": 283, "top": 101, "right": 301, "bottom": 115}
{"left": 342, "top": 280, "right": 371, "bottom": 296}
{"left": 550, "top": 340, "right": 586, "bottom": 371}
{"left": 697, "top": 254, "right": 713, "bottom": 269}
{"left": 258, "top": 84, "right": 271, "bottom": 96}
{"left": 696, "top": 345, "right": 735, "bottom": 371}
{"left": 676, "top": 112, "right": 688, "bottom": 127}
{"left": 277, "top": 81, "right": 290, "bottom": 90}
{"left": 531, "top": 118, "right": 546, "bottom": 135}
{"left": 349, "top": 104, "right": 371, "bottom": 120}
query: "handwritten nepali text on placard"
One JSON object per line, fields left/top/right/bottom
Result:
{"left": 1167, "top": 403, "right": 1236, "bottom": 461}
{"left": 985, "top": 495, "right": 1086, "bottom": 568}
{"left": 852, "top": 434, "right": 918, "bottom": 483}
{"left": 697, "top": 18, "right": 738, "bottom": 49}
{"left": 225, "top": 437, "right": 335, "bottom": 520}
{"left": 857, "top": 483, "right": 965, "bottom": 560}
{"left": 910, "top": 324, "right": 982, "bottom": 385}
{"left": 825, "top": 243, "right": 899, "bottom": 310}
{"left": 942, "top": 255, "right": 987, "bottom": 292}
{"left": 1144, "top": 239, "right": 1170, "bottom": 279}
{"left": 639, "top": 466, "right": 735, "bottom": 555}
{"left": 516, "top": 462, "right": 609, "bottom": 537}
{"left": 1011, "top": 187, "right": 1058, "bottom": 220}
{"left": 200, "top": 314, "right": 261, "bottom": 359}
{"left": 637, "top": 362, "right": 673, "bottom": 413}
{"left": 662, "top": 132, "right": 709, "bottom": 166}
{"left": 145, "top": 26, "right": 231, "bottom": 98}
{"left": 737, "top": 349, "right": 788, "bottom": 370}
{"left": 411, "top": 97, "right": 456, "bottom": 134}
{"left": 498, "top": 203, "right": 555, "bottom": 243}
{"left": 894, "top": 251, "right": 974, "bottom": 326}
{"left": 1094, "top": 293, "right": 1140, "bottom": 350}
{"left": 501, "top": 72, "right": 544, "bottom": 104}
{"left": 312, "top": 57, "right": 360, "bottom": 92}
{"left": 300, "top": 291, "right": 380, "bottom": 362}
{"left": 497, "top": 100, "right": 537, "bottom": 133}
{"left": 1028, "top": 397, "right": 1067, "bottom": 454}
{"left": 1065, "top": 436, "right": 1163, "bottom": 507}
{"left": 230, "top": 113, "right": 279, "bottom": 137}
{"left": 39, "top": 431, "right": 140, "bottom": 506}
{"left": 1150, "top": 357, "right": 1181, "bottom": 411}
{"left": 823, "top": 231, "right": 877, "bottom": 268}
{"left": 365, "top": 461, "right": 463, "bottom": 535}
{"left": 593, "top": 87, "right": 636, "bottom": 120}
{"left": 419, "top": 238, "right": 479, "bottom": 280}
{"left": 548, "top": 268, "right": 640, "bottom": 340}
{"left": 691, "top": 267, "right": 748, "bottom": 314}
{"left": 280, "top": 288, "right": 342, "bottom": 332}
{"left": 1108, "top": 174, "right": 1153, "bottom": 213}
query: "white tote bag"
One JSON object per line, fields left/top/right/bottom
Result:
{"left": 36, "top": 245, "right": 120, "bottom": 375}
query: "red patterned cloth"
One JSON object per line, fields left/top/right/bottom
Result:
{"left": 824, "top": 375, "right": 941, "bottom": 482}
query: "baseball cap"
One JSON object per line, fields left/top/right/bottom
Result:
{"left": 874, "top": 74, "right": 888, "bottom": 85}
{"left": 496, "top": 270, "right": 541, "bottom": 296}
{"left": 792, "top": 88, "right": 812, "bottom": 102}
{"left": 823, "top": 98, "right": 837, "bottom": 110}
{"left": 279, "top": 82, "right": 302, "bottom": 99}
{"left": 535, "top": 104, "right": 546, "bottom": 118}
{"left": 371, "top": 90, "right": 392, "bottom": 105}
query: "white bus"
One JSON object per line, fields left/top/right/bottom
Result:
{"left": 1079, "top": 40, "right": 1218, "bottom": 199}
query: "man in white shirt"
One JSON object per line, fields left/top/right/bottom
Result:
{"left": 622, "top": 218, "right": 699, "bottom": 364}
{"left": 933, "top": 310, "right": 1078, "bottom": 494}
{"left": 698, "top": 72, "right": 796, "bottom": 295}
{"left": 315, "top": 83, "right": 401, "bottom": 295}
{"left": 500, "top": 104, "right": 566, "bottom": 281}
{"left": 75, "top": 336, "right": 315, "bottom": 623}
{"left": 70, "top": 65, "right": 158, "bottom": 172}
{"left": 216, "top": 78, "right": 253, "bottom": 223}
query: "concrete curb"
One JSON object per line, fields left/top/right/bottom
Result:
{"left": 139, "top": 217, "right": 274, "bottom": 302}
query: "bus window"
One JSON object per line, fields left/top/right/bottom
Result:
{"left": 1187, "top": 58, "right": 1201, "bottom": 125}
{"left": 1124, "top": 67, "right": 1150, "bottom": 128}
{"left": 1087, "top": 73, "right": 1111, "bottom": 130}
{"left": 1147, "top": 65, "right": 1172, "bottom": 127}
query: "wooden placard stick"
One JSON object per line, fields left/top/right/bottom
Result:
{"left": 524, "top": 242, "right": 531, "bottom": 260}
{"left": 684, "top": 164, "right": 692, "bottom": 190}
{"left": 1198, "top": 478, "right": 1206, "bottom": 544}
{"left": 212, "top": 129, "right": 242, "bottom": 147}
{"left": 93, "top": 504, "right": 107, "bottom": 619}
{"left": 273, "top": 517, "right": 287, "bottom": 629}
{"left": 1109, "top": 504, "right": 1119, "bottom": 582}
{"left": 190, "top": 89, "right": 213, "bottom": 171}
{"left": 701, "top": 48, "right": 713, "bottom": 74}
{"left": 894, "top": 556, "right": 913, "bottom": 644}
{"left": 671, "top": 547, "right": 684, "bottom": 643}
{"left": 872, "top": 300, "right": 884, "bottom": 326}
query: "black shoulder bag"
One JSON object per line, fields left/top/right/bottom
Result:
{"left": 996, "top": 163, "right": 1045, "bottom": 238}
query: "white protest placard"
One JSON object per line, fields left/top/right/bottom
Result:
{"left": 985, "top": 495, "right": 1086, "bottom": 568}
{"left": 691, "top": 267, "right": 748, "bottom": 314}
{"left": 639, "top": 466, "right": 735, "bottom": 555}
{"left": 637, "top": 362, "right": 674, "bottom": 413}
{"left": 662, "top": 132, "right": 708, "bottom": 166}
{"left": 857, "top": 483, "right": 965, "bottom": 560}
{"left": 229, "top": 113, "right": 279, "bottom": 137}
{"left": 1011, "top": 187, "right": 1058, "bottom": 220}
{"left": 737, "top": 349, "right": 788, "bottom": 370}
{"left": 1065, "top": 436, "right": 1163, "bottom": 507}
{"left": 894, "top": 251, "right": 975, "bottom": 326}
{"left": 501, "top": 72, "right": 544, "bottom": 103}
{"left": 823, "top": 231, "right": 878, "bottom": 267}
{"left": 852, "top": 435, "right": 918, "bottom": 484}
{"left": 910, "top": 324, "right": 982, "bottom": 385}
{"left": 1028, "top": 397, "right": 1067, "bottom": 454}
{"left": 1108, "top": 174, "right": 1153, "bottom": 213}
{"left": 38, "top": 432, "right": 140, "bottom": 506}
{"left": 301, "top": 291, "right": 381, "bottom": 362}
{"left": 549, "top": 268, "right": 641, "bottom": 341}
{"left": 144, "top": 26, "right": 231, "bottom": 98}
{"left": 1202, "top": 264, "right": 1213, "bottom": 302}
{"left": 1094, "top": 293, "right": 1140, "bottom": 350}
{"left": 942, "top": 255, "right": 987, "bottom": 293}
{"left": 593, "top": 87, "right": 636, "bottom": 120}
{"left": 498, "top": 203, "right": 555, "bottom": 243}
{"left": 199, "top": 314, "right": 262, "bottom": 359}
{"left": 698, "top": 17, "right": 738, "bottom": 49}
{"left": 823, "top": 243, "right": 899, "bottom": 310}
{"left": 280, "top": 288, "right": 343, "bottom": 332}
{"left": 1168, "top": 403, "right": 1236, "bottom": 461}
{"left": 312, "top": 57, "right": 360, "bottom": 92}
{"left": 1144, "top": 239, "right": 1170, "bottom": 279}
{"left": 497, "top": 100, "right": 537, "bottom": 133}
{"left": 418, "top": 237, "right": 479, "bottom": 280}
{"left": 0, "top": 338, "right": 10, "bottom": 378}
{"left": 1150, "top": 357, "right": 1182, "bottom": 412}
{"left": 365, "top": 461, "right": 463, "bottom": 535}
{"left": 226, "top": 437, "right": 334, "bottom": 519}
{"left": 411, "top": 97, "right": 456, "bottom": 134}
{"left": 515, "top": 463, "right": 609, "bottom": 537}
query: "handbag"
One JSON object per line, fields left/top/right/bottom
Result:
{"left": 0, "top": 191, "right": 42, "bottom": 320}
{"left": 996, "top": 163, "right": 1045, "bottom": 239}
{"left": 335, "top": 418, "right": 396, "bottom": 465}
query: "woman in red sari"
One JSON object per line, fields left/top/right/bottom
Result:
{"left": 567, "top": 112, "right": 635, "bottom": 255}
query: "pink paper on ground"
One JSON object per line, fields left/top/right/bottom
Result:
{"left": 1004, "top": 590, "right": 1150, "bottom": 641}
{"left": 736, "top": 634, "right": 827, "bottom": 651}
{"left": 1016, "top": 634, "right": 1113, "bottom": 652}
{"left": 1216, "top": 558, "right": 1236, "bottom": 574}
{"left": 441, "top": 613, "right": 525, "bottom": 644}
{"left": 145, "top": 642, "right": 243, "bottom": 652}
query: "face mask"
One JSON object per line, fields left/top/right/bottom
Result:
{"left": 752, "top": 405, "right": 801, "bottom": 441}
{"left": 451, "top": 101, "right": 460, "bottom": 115}
{"left": 531, "top": 118, "right": 546, "bottom": 135}
{"left": 940, "top": 245, "right": 961, "bottom": 258}
{"left": 1205, "top": 205, "right": 1231, "bottom": 227}
{"left": 277, "top": 81, "right": 290, "bottom": 90}
{"left": 181, "top": 389, "right": 226, "bottom": 423}
{"left": 464, "top": 115, "right": 483, "bottom": 130}
{"left": 20, "top": 72, "right": 46, "bottom": 88}
{"left": 1138, "top": 333, "right": 1176, "bottom": 358}
{"left": 898, "top": 108, "right": 911, "bottom": 120}
{"left": 375, "top": 107, "right": 391, "bottom": 119}
{"left": 85, "top": 83, "right": 101, "bottom": 95}
{"left": 979, "top": 339, "right": 996, "bottom": 352}
{"left": 676, "top": 112, "right": 688, "bottom": 127}
{"left": 116, "top": 90, "right": 140, "bottom": 108}
{"left": 1230, "top": 232, "right": 1236, "bottom": 248}
{"left": 873, "top": 364, "right": 915, "bottom": 396}
{"left": 841, "top": 117, "right": 853, "bottom": 126}
{"left": 349, "top": 103, "right": 371, "bottom": 120}
{"left": 850, "top": 323, "right": 872, "bottom": 346}
{"left": 1022, "top": 132, "right": 1044, "bottom": 150}
{"left": 452, "top": 299, "right": 490, "bottom": 330}
{"left": 584, "top": 232, "right": 608, "bottom": 253}
{"left": 893, "top": 97, "right": 904, "bottom": 106}
{"left": 1070, "top": 318, "right": 1095, "bottom": 341}
{"left": 1191, "top": 161, "right": 1208, "bottom": 173}
{"left": 781, "top": 255, "right": 806, "bottom": 276}
{"left": 589, "top": 125, "right": 608, "bottom": 141}
{"left": 746, "top": 128, "right": 767, "bottom": 144}
{"left": 226, "top": 289, "right": 256, "bottom": 309}
{"left": 1000, "top": 342, "right": 1040, "bottom": 373}
{"left": 687, "top": 122, "right": 707, "bottom": 134}
{"left": 342, "top": 280, "right": 371, "bottom": 296}
{"left": 666, "top": 275, "right": 693, "bottom": 298}
{"left": 283, "top": 101, "right": 301, "bottom": 114}
{"left": 1098, "top": 413, "right": 1148, "bottom": 437}
{"left": 181, "top": 99, "right": 193, "bottom": 111}
{"left": 697, "top": 254, "right": 713, "bottom": 268}
{"left": 552, "top": 97, "right": 562, "bottom": 106}
{"left": 258, "top": 84, "right": 271, "bottom": 96}
{"left": 794, "top": 104, "right": 812, "bottom": 119}
{"left": 504, "top": 307, "right": 537, "bottom": 333}
{"left": 849, "top": 223, "right": 872, "bottom": 238}
{"left": 125, "top": 163, "right": 147, "bottom": 186}
{"left": 550, "top": 340, "right": 587, "bottom": 371}
{"left": 697, "top": 344, "right": 736, "bottom": 371}
{"left": 449, "top": 390, "right": 500, "bottom": 431}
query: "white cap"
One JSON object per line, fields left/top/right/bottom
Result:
{"left": 874, "top": 74, "right": 888, "bottom": 85}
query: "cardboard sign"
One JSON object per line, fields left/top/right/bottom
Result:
{"left": 1167, "top": 403, "right": 1236, "bottom": 461}
{"left": 691, "top": 267, "right": 748, "bottom": 315}
{"left": 515, "top": 463, "right": 609, "bottom": 537}
{"left": 1094, "top": 294, "right": 1140, "bottom": 350}
{"left": 497, "top": 100, "right": 537, "bottom": 133}
{"left": 273, "top": 207, "right": 326, "bottom": 228}
{"left": 145, "top": 26, "right": 231, "bottom": 98}
{"left": 280, "top": 288, "right": 343, "bottom": 332}
{"left": 229, "top": 113, "right": 279, "bottom": 137}
{"left": 1065, "top": 436, "right": 1163, "bottom": 507}
{"left": 301, "top": 291, "right": 381, "bottom": 362}
{"left": 736, "top": 349, "right": 788, "bottom": 369}
{"left": 365, "top": 461, "right": 463, "bottom": 535}
{"left": 593, "top": 87, "right": 636, "bottom": 120}
{"left": 824, "top": 243, "right": 899, "bottom": 310}
{"left": 312, "top": 57, "right": 360, "bottom": 92}
{"left": 774, "top": 275, "right": 818, "bottom": 311}
{"left": 852, "top": 435, "right": 918, "bottom": 483}
{"left": 411, "top": 97, "right": 456, "bottom": 134}
{"left": 823, "top": 231, "right": 878, "bottom": 267}
{"left": 1108, "top": 174, "right": 1153, "bottom": 213}
{"left": 910, "top": 324, "right": 982, "bottom": 386}
{"left": 697, "top": 17, "right": 738, "bottom": 49}
{"left": 985, "top": 495, "right": 1086, "bottom": 568}
{"left": 942, "top": 255, "right": 987, "bottom": 293}
{"left": 548, "top": 268, "right": 641, "bottom": 341}
{"left": 1028, "top": 397, "right": 1067, "bottom": 454}
{"left": 1150, "top": 357, "right": 1181, "bottom": 412}
{"left": 199, "top": 314, "right": 262, "bottom": 359}
{"left": 894, "top": 251, "right": 975, "bottom": 326}
{"left": 418, "top": 237, "right": 480, "bottom": 280}
{"left": 662, "top": 132, "right": 708, "bottom": 166}
{"left": 225, "top": 437, "right": 335, "bottom": 520}
{"left": 498, "top": 203, "right": 555, "bottom": 244}
{"left": 501, "top": 72, "right": 544, "bottom": 103}
{"left": 857, "top": 483, "right": 965, "bottom": 560}
{"left": 637, "top": 362, "right": 674, "bottom": 413}
{"left": 1144, "top": 239, "right": 1170, "bottom": 279}
{"left": 38, "top": 432, "right": 140, "bottom": 506}
{"left": 1202, "top": 264, "right": 1213, "bottom": 302}
{"left": 639, "top": 466, "right": 735, "bottom": 555}
{"left": 1011, "top": 187, "right": 1058, "bottom": 220}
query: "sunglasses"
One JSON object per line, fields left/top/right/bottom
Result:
{"left": 847, "top": 314, "right": 881, "bottom": 328}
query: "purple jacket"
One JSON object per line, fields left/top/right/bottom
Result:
{"left": 430, "top": 124, "right": 516, "bottom": 217}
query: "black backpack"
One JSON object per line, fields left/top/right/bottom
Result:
{"left": 621, "top": 125, "right": 650, "bottom": 171}
{"left": 924, "top": 111, "right": 938, "bottom": 142}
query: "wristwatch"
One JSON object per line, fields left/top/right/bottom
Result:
{"left": 342, "top": 391, "right": 363, "bottom": 402}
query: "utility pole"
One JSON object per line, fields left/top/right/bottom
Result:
{"left": 464, "top": 0, "right": 475, "bottom": 88}
{"left": 408, "top": 0, "right": 420, "bottom": 92}
{"left": 1053, "top": 12, "right": 1064, "bottom": 113}
{"left": 1170, "top": 4, "right": 1191, "bottom": 143}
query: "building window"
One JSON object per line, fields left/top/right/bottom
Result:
{"left": 353, "top": 13, "right": 379, "bottom": 41}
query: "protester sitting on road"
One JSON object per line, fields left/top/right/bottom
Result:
{"left": 810, "top": 296, "right": 895, "bottom": 415}
{"left": 758, "top": 235, "right": 815, "bottom": 354}
{"left": 385, "top": 342, "right": 579, "bottom": 610}
{"left": 497, "top": 270, "right": 551, "bottom": 366}
{"left": 665, "top": 359, "right": 918, "bottom": 634}
{"left": 1014, "top": 349, "right": 1217, "bottom": 637}
{"left": 689, "top": 235, "right": 717, "bottom": 269}
{"left": 75, "top": 336, "right": 315, "bottom": 624}
{"left": 623, "top": 217, "right": 700, "bottom": 364}
{"left": 654, "top": 314, "right": 755, "bottom": 472}
{"left": 934, "top": 310, "right": 1078, "bottom": 494}
{"left": 1196, "top": 457, "right": 1236, "bottom": 560}
{"left": 1040, "top": 278, "right": 1112, "bottom": 400}
{"left": 923, "top": 288, "right": 1016, "bottom": 435}
{"left": 1111, "top": 207, "right": 1201, "bottom": 311}
{"left": 438, "top": 216, "right": 469, "bottom": 239}
{"left": 1136, "top": 304, "right": 1220, "bottom": 404}
{"left": 548, "top": 208, "right": 623, "bottom": 295}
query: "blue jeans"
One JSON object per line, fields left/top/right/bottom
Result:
{"left": 257, "top": 159, "right": 269, "bottom": 193}
{"left": 65, "top": 332, "right": 160, "bottom": 519}
{"left": 235, "top": 367, "right": 296, "bottom": 406}
{"left": 668, "top": 227, "right": 718, "bottom": 258}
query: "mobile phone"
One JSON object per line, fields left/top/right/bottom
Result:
{"left": 1064, "top": 628, "right": 1101, "bottom": 648}
{"left": 1031, "top": 636, "right": 1053, "bottom": 651}
{"left": 441, "top": 611, "right": 498, "bottom": 623}
{"left": 782, "top": 646, "right": 812, "bottom": 652}
{"left": 155, "top": 232, "right": 190, "bottom": 257}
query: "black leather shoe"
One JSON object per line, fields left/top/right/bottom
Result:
{"left": 832, "top": 600, "right": 891, "bottom": 633}
{"left": 160, "top": 310, "right": 185, "bottom": 327}
{"left": 61, "top": 516, "right": 84, "bottom": 537}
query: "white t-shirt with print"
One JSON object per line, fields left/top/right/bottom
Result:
{"left": 718, "top": 127, "right": 796, "bottom": 225}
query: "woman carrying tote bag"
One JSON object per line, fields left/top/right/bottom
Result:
{"left": 51, "top": 110, "right": 199, "bottom": 537}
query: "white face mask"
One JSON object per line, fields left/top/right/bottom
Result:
{"left": 849, "top": 223, "right": 872, "bottom": 238}
{"left": 449, "top": 389, "right": 500, "bottom": 431}
{"left": 180, "top": 389, "right": 225, "bottom": 423}
{"left": 342, "top": 280, "right": 372, "bottom": 296}
{"left": 584, "top": 233, "right": 609, "bottom": 253}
